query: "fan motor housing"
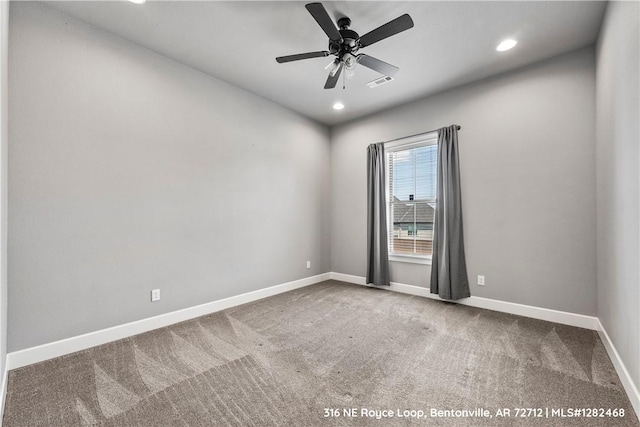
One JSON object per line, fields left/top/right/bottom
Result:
{"left": 339, "top": 28, "right": 359, "bottom": 46}
{"left": 329, "top": 17, "right": 359, "bottom": 56}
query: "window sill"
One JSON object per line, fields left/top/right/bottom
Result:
{"left": 389, "top": 254, "right": 432, "bottom": 265}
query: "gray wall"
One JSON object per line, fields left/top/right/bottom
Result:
{"left": 8, "top": 2, "right": 331, "bottom": 352}
{"left": 1, "top": 0, "right": 9, "bottom": 385}
{"left": 331, "top": 47, "right": 597, "bottom": 316}
{"left": 596, "top": 1, "right": 640, "bottom": 392}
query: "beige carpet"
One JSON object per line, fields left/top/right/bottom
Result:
{"left": 3, "top": 280, "right": 638, "bottom": 426}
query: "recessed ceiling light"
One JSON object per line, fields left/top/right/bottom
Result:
{"left": 496, "top": 39, "right": 517, "bottom": 52}
{"left": 129, "top": 0, "right": 146, "bottom": 4}
{"left": 333, "top": 102, "right": 345, "bottom": 110}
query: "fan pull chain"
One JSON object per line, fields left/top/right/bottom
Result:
{"left": 343, "top": 64, "right": 346, "bottom": 89}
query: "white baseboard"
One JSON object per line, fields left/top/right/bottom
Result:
{"left": 596, "top": 319, "right": 640, "bottom": 418}
{"left": 330, "top": 272, "right": 599, "bottom": 330}
{"left": 6, "top": 273, "right": 331, "bottom": 371}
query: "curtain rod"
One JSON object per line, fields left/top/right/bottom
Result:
{"left": 383, "top": 125, "right": 461, "bottom": 144}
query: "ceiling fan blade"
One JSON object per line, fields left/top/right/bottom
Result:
{"left": 276, "top": 51, "right": 330, "bottom": 63}
{"left": 358, "top": 54, "right": 399, "bottom": 77}
{"left": 358, "top": 14, "right": 414, "bottom": 48}
{"left": 305, "top": 3, "right": 343, "bottom": 43}
{"left": 324, "top": 62, "right": 344, "bottom": 89}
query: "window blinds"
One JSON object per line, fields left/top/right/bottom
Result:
{"left": 387, "top": 143, "right": 437, "bottom": 256}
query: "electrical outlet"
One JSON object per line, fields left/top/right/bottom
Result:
{"left": 477, "top": 275, "right": 485, "bottom": 286}
{"left": 306, "top": 260, "right": 311, "bottom": 269}
{"left": 151, "top": 289, "right": 161, "bottom": 302}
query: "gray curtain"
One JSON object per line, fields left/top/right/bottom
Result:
{"left": 366, "top": 143, "right": 390, "bottom": 286}
{"left": 430, "top": 125, "right": 470, "bottom": 299}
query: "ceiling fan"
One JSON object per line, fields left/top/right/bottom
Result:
{"left": 276, "top": 3, "right": 414, "bottom": 89}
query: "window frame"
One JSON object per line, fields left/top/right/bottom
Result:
{"left": 385, "top": 131, "right": 438, "bottom": 265}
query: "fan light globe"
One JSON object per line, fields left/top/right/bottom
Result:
{"left": 496, "top": 39, "right": 517, "bottom": 52}
{"left": 344, "top": 54, "right": 357, "bottom": 69}
{"left": 333, "top": 102, "right": 345, "bottom": 110}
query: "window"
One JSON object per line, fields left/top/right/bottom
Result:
{"left": 386, "top": 133, "right": 438, "bottom": 263}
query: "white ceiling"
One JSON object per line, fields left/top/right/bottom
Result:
{"left": 45, "top": 1, "right": 606, "bottom": 126}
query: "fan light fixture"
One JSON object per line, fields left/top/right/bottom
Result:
{"left": 496, "top": 39, "right": 517, "bottom": 52}
{"left": 333, "top": 102, "right": 345, "bottom": 110}
{"left": 344, "top": 54, "right": 358, "bottom": 79}
{"left": 344, "top": 53, "right": 357, "bottom": 69}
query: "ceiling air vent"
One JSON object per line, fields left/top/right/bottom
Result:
{"left": 367, "top": 76, "right": 394, "bottom": 88}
